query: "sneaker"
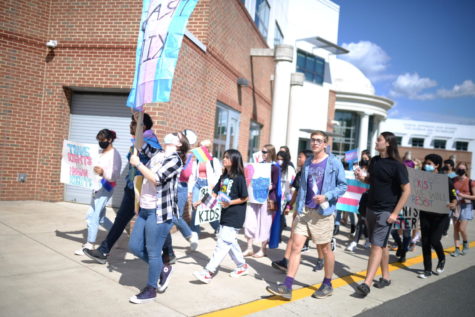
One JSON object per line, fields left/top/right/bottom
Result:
{"left": 418, "top": 271, "right": 432, "bottom": 279}
{"left": 271, "top": 258, "right": 288, "bottom": 273}
{"left": 373, "top": 277, "right": 391, "bottom": 289}
{"left": 266, "top": 283, "right": 292, "bottom": 300}
{"left": 346, "top": 241, "right": 357, "bottom": 252}
{"left": 462, "top": 242, "right": 469, "bottom": 254}
{"left": 350, "top": 224, "right": 356, "bottom": 234}
{"left": 312, "top": 283, "right": 333, "bottom": 299}
{"left": 331, "top": 237, "right": 336, "bottom": 251}
{"left": 451, "top": 248, "right": 461, "bottom": 257}
{"left": 301, "top": 245, "right": 309, "bottom": 253}
{"left": 189, "top": 232, "right": 199, "bottom": 251}
{"left": 157, "top": 264, "right": 173, "bottom": 293}
{"left": 168, "top": 255, "right": 177, "bottom": 265}
{"left": 193, "top": 269, "right": 213, "bottom": 284}
{"left": 356, "top": 283, "right": 370, "bottom": 297}
{"left": 364, "top": 240, "right": 371, "bottom": 249}
{"left": 397, "top": 256, "right": 406, "bottom": 263}
{"left": 333, "top": 225, "right": 340, "bottom": 236}
{"left": 313, "top": 258, "right": 324, "bottom": 271}
{"left": 436, "top": 259, "right": 445, "bottom": 274}
{"left": 83, "top": 248, "right": 107, "bottom": 264}
{"left": 75, "top": 242, "right": 92, "bottom": 256}
{"left": 230, "top": 263, "right": 249, "bottom": 277}
{"left": 129, "top": 285, "right": 157, "bottom": 304}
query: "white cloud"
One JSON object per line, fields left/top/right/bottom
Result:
{"left": 436, "top": 80, "right": 475, "bottom": 98}
{"left": 340, "top": 41, "right": 392, "bottom": 82}
{"left": 389, "top": 73, "right": 437, "bottom": 100}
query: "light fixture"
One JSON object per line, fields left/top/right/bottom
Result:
{"left": 237, "top": 77, "right": 248, "bottom": 87}
{"left": 46, "top": 40, "right": 58, "bottom": 49}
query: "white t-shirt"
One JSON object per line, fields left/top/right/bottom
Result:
{"left": 93, "top": 148, "right": 122, "bottom": 191}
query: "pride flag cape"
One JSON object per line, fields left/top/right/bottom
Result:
{"left": 101, "top": 178, "right": 117, "bottom": 192}
{"left": 336, "top": 170, "right": 369, "bottom": 213}
{"left": 269, "top": 162, "right": 282, "bottom": 249}
{"left": 127, "top": 0, "right": 199, "bottom": 110}
{"left": 191, "top": 146, "right": 212, "bottom": 163}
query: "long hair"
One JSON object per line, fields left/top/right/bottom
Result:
{"left": 176, "top": 132, "right": 190, "bottom": 164}
{"left": 381, "top": 131, "right": 401, "bottom": 161}
{"left": 277, "top": 150, "right": 290, "bottom": 174}
{"left": 263, "top": 144, "right": 276, "bottom": 162}
{"left": 222, "top": 149, "right": 244, "bottom": 178}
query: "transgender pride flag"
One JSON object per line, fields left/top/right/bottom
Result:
{"left": 336, "top": 170, "right": 370, "bottom": 213}
{"left": 127, "top": 0, "right": 199, "bottom": 110}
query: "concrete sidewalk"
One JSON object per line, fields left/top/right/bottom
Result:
{"left": 0, "top": 201, "right": 474, "bottom": 316}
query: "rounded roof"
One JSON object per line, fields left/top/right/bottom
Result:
{"left": 330, "top": 58, "right": 375, "bottom": 95}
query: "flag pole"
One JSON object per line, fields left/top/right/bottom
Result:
{"left": 133, "top": 111, "right": 145, "bottom": 214}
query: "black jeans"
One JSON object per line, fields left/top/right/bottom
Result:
{"left": 391, "top": 227, "right": 411, "bottom": 257}
{"left": 98, "top": 186, "right": 174, "bottom": 258}
{"left": 353, "top": 214, "right": 368, "bottom": 244}
{"left": 420, "top": 211, "right": 448, "bottom": 272}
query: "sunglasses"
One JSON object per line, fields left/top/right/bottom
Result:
{"left": 262, "top": 150, "right": 268, "bottom": 154}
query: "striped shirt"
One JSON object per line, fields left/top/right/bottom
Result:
{"left": 152, "top": 151, "right": 183, "bottom": 223}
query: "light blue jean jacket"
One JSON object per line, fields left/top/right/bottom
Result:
{"left": 296, "top": 154, "right": 347, "bottom": 216}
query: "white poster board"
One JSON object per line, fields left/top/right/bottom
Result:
{"left": 60, "top": 140, "right": 99, "bottom": 189}
{"left": 245, "top": 163, "right": 271, "bottom": 204}
{"left": 194, "top": 187, "right": 221, "bottom": 225}
{"left": 406, "top": 168, "right": 450, "bottom": 214}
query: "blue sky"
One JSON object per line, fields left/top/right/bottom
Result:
{"left": 332, "top": 0, "right": 475, "bottom": 125}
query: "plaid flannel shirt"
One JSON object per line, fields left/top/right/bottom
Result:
{"left": 153, "top": 151, "right": 183, "bottom": 223}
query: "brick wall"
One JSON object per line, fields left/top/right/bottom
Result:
{"left": 1, "top": 0, "right": 274, "bottom": 201}
{"left": 399, "top": 146, "right": 472, "bottom": 171}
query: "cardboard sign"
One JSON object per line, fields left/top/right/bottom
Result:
{"left": 393, "top": 206, "right": 419, "bottom": 229}
{"left": 245, "top": 163, "right": 271, "bottom": 204}
{"left": 60, "top": 140, "right": 99, "bottom": 189}
{"left": 406, "top": 168, "right": 450, "bottom": 214}
{"left": 194, "top": 187, "right": 221, "bottom": 225}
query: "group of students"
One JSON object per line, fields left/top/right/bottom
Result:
{"left": 72, "top": 113, "right": 474, "bottom": 304}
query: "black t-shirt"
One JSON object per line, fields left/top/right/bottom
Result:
{"left": 367, "top": 156, "right": 409, "bottom": 212}
{"left": 213, "top": 174, "right": 249, "bottom": 228}
{"left": 291, "top": 170, "right": 302, "bottom": 191}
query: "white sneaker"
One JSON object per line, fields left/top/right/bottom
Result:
{"left": 346, "top": 241, "right": 357, "bottom": 252}
{"left": 75, "top": 242, "right": 93, "bottom": 256}
{"left": 193, "top": 269, "right": 213, "bottom": 284}
{"left": 189, "top": 232, "right": 199, "bottom": 251}
{"left": 230, "top": 263, "right": 249, "bottom": 277}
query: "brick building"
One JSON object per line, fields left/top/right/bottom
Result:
{"left": 1, "top": 0, "right": 276, "bottom": 204}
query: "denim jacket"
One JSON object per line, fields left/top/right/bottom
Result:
{"left": 296, "top": 154, "right": 347, "bottom": 216}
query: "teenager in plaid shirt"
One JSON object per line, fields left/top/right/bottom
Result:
{"left": 128, "top": 132, "right": 190, "bottom": 304}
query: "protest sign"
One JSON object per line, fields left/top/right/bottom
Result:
{"left": 245, "top": 163, "right": 271, "bottom": 204}
{"left": 60, "top": 140, "right": 99, "bottom": 189}
{"left": 393, "top": 206, "right": 419, "bottom": 229}
{"left": 406, "top": 168, "right": 450, "bottom": 214}
{"left": 195, "top": 187, "right": 221, "bottom": 226}
{"left": 336, "top": 170, "right": 369, "bottom": 213}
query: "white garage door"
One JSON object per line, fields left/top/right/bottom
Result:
{"left": 64, "top": 92, "right": 132, "bottom": 208}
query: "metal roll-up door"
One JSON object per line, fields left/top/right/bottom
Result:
{"left": 65, "top": 92, "right": 132, "bottom": 208}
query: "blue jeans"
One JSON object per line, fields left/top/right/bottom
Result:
{"left": 128, "top": 208, "right": 173, "bottom": 289}
{"left": 190, "top": 178, "right": 219, "bottom": 235}
{"left": 174, "top": 182, "right": 193, "bottom": 239}
{"left": 86, "top": 188, "right": 113, "bottom": 243}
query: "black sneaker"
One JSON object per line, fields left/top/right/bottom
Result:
{"left": 356, "top": 283, "right": 370, "bottom": 297}
{"left": 158, "top": 264, "right": 173, "bottom": 293}
{"left": 129, "top": 285, "right": 157, "bottom": 304}
{"left": 271, "top": 259, "right": 288, "bottom": 273}
{"left": 397, "top": 256, "right": 406, "bottom": 263}
{"left": 266, "top": 283, "right": 292, "bottom": 300}
{"left": 436, "top": 259, "right": 445, "bottom": 274}
{"left": 373, "top": 277, "right": 391, "bottom": 289}
{"left": 418, "top": 271, "right": 432, "bottom": 279}
{"left": 83, "top": 248, "right": 107, "bottom": 264}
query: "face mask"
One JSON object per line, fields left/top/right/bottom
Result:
{"left": 456, "top": 168, "right": 466, "bottom": 176}
{"left": 99, "top": 141, "right": 110, "bottom": 149}
{"left": 423, "top": 164, "right": 435, "bottom": 172}
{"left": 277, "top": 160, "right": 283, "bottom": 166}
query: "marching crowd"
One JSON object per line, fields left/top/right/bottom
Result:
{"left": 73, "top": 113, "right": 474, "bottom": 304}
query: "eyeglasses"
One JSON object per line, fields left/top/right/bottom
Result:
{"left": 310, "top": 138, "right": 325, "bottom": 145}
{"left": 261, "top": 150, "right": 268, "bottom": 154}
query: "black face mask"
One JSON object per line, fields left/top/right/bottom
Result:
{"left": 99, "top": 141, "right": 110, "bottom": 149}
{"left": 456, "top": 168, "right": 466, "bottom": 176}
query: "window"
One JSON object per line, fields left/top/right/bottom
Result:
{"left": 412, "top": 138, "right": 424, "bottom": 148}
{"left": 255, "top": 0, "right": 270, "bottom": 39}
{"left": 248, "top": 121, "right": 262, "bottom": 161}
{"left": 274, "top": 22, "right": 284, "bottom": 46}
{"left": 434, "top": 139, "right": 446, "bottom": 149}
{"left": 296, "top": 50, "right": 325, "bottom": 85}
{"left": 213, "top": 102, "right": 240, "bottom": 160}
{"left": 396, "top": 136, "right": 402, "bottom": 146}
{"left": 455, "top": 141, "right": 468, "bottom": 151}
{"left": 333, "top": 111, "right": 359, "bottom": 156}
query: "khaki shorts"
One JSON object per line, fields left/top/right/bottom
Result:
{"left": 294, "top": 207, "right": 334, "bottom": 245}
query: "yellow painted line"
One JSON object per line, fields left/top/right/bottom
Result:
{"left": 198, "top": 241, "right": 475, "bottom": 317}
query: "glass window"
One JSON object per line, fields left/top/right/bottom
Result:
{"left": 333, "top": 110, "right": 359, "bottom": 156}
{"left": 296, "top": 49, "right": 325, "bottom": 85}
{"left": 412, "top": 138, "right": 424, "bottom": 148}
{"left": 248, "top": 121, "right": 262, "bottom": 161}
{"left": 213, "top": 102, "right": 241, "bottom": 159}
{"left": 434, "top": 139, "right": 446, "bottom": 149}
{"left": 455, "top": 141, "right": 468, "bottom": 151}
{"left": 396, "top": 136, "right": 402, "bottom": 146}
{"left": 274, "top": 22, "right": 284, "bottom": 46}
{"left": 255, "top": 0, "right": 270, "bottom": 39}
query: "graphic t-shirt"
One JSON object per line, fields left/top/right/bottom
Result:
{"left": 213, "top": 174, "right": 249, "bottom": 228}
{"left": 305, "top": 158, "right": 328, "bottom": 208}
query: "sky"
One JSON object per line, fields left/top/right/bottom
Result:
{"left": 332, "top": 0, "right": 475, "bottom": 125}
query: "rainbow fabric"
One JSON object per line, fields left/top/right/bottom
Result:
{"left": 336, "top": 171, "right": 369, "bottom": 213}
{"left": 101, "top": 178, "right": 117, "bottom": 192}
{"left": 191, "top": 146, "right": 213, "bottom": 163}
